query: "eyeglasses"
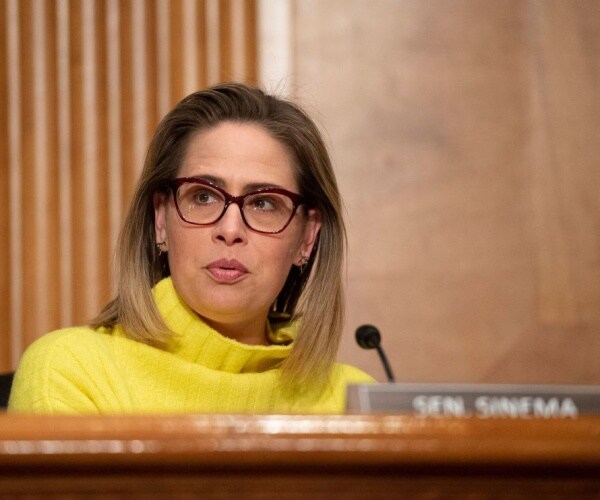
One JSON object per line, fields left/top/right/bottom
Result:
{"left": 167, "top": 177, "right": 306, "bottom": 234}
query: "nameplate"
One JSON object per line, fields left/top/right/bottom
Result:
{"left": 346, "top": 383, "right": 600, "bottom": 418}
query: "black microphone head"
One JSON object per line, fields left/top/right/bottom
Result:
{"left": 355, "top": 324, "right": 381, "bottom": 349}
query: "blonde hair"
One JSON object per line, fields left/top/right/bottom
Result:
{"left": 91, "top": 83, "right": 346, "bottom": 386}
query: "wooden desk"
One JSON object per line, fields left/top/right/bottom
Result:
{"left": 1, "top": 414, "right": 599, "bottom": 498}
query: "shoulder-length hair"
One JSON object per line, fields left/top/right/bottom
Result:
{"left": 91, "top": 82, "right": 346, "bottom": 386}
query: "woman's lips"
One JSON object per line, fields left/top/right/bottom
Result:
{"left": 205, "top": 259, "right": 249, "bottom": 283}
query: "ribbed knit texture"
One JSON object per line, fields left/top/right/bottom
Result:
{"left": 8, "top": 278, "right": 373, "bottom": 414}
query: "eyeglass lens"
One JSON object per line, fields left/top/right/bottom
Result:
{"left": 176, "top": 182, "right": 297, "bottom": 233}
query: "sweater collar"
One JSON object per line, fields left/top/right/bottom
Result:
{"left": 152, "top": 277, "right": 295, "bottom": 373}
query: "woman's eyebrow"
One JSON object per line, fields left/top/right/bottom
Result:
{"left": 189, "top": 174, "right": 287, "bottom": 192}
{"left": 188, "top": 174, "right": 224, "bottom": 187}
{"left": 243, "top": 181, "right": 286, "bottom": 191}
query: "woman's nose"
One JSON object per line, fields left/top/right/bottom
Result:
{"left": 212, "top": 203, "right": 248, "bottom": 245}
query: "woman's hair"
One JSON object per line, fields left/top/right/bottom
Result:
{"left": 91, "top": 82, "right": 346, "bottom": 386}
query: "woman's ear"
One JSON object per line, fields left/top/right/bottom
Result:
{"left": 153, "top": 191, "right": 168, "bottom": 249}
{"left": 297, "top": 208, "right": 322, "bottom": 264}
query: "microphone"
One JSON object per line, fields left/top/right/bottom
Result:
{"left": 355, "top": 324, "right": 395, "bottom": 383}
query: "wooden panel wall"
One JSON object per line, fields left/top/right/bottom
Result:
{"left": 0, "top": 0, "right": 257, "bottom": 371}
{"left": 292, "top": 0, "right": 600, "bottom": 384}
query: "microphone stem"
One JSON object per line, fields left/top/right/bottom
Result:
{"left": 376, "top": 345, "right": 395, "bottom": 383}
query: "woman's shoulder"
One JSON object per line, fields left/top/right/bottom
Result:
{"left": 9, "top": 326, "right": 113, "bottom": 413}
{"left": 14, "top": 326, "right": 115, "bottom": 383}
{"left": 15, "top": 325, "right": 125, "bottom": 385}
{"left": 331, "top": 362, "right": 376, "bottom": 384}
{"left": 23, "top": 326, "right": 109, "bottom": 357}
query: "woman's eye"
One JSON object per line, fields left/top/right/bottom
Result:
{"left": 192, "top": 189, "right": 217, "bottom": 204}
{"left": 249, "top": 196, "right": 277, "bottom": 211}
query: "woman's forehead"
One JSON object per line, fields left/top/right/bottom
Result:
{"left": 178, "top": 122, "right": 298, "bottom": 192}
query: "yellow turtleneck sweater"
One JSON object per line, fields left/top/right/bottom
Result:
{"left": 8, "top": 278, "right": 373, "bottom": 414}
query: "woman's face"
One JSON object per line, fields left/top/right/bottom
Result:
{"left": 154, "top": 122, "right": 321, "bottom": 343}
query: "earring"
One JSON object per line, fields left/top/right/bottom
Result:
{"left": 156, "top": 241, "right": 167, "bottom": 256}
{"left": 298, "top": 255, "right": 309, "bottom": 274}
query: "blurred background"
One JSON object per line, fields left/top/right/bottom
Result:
{"left": 1, "top": 0, "right": 599, "bottom": 384}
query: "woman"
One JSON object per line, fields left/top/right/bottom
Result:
{"left": 9, "top": 83, "right": 373, "bottom": 414}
